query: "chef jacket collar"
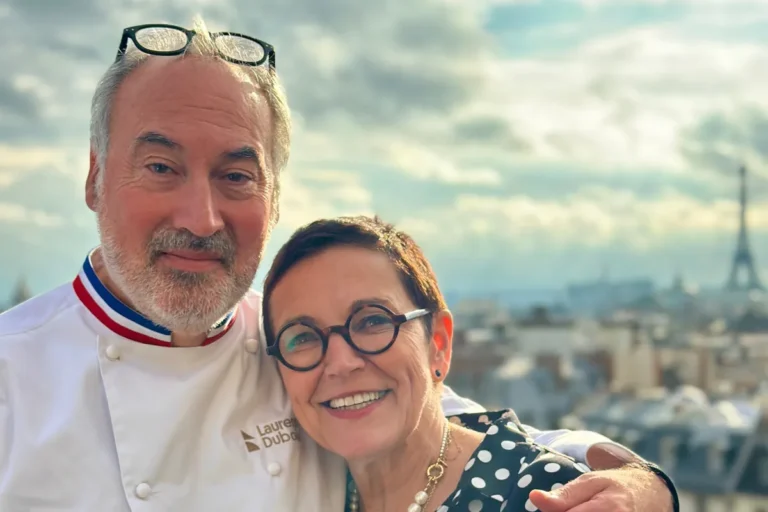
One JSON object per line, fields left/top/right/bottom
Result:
{"left": 73, "top": 251, "right": 237, "bottom": 347}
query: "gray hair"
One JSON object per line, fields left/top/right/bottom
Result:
{"left": 90, "top": 15, "right": 290, "bottom": 221}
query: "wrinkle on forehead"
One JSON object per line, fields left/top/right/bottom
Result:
{"left": 112, "top": 56, "right": 271, "bottom": 150}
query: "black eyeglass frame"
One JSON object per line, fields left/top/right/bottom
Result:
{"left": 115, "top": 23, "right": 276, "bottom": 70}
{"left": 266, "top": 304, "right": 432, "bottom": 372}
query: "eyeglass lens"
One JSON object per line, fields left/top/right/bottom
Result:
{"left": 134, "top": 27, "right": 188, "bottom": 53}
{"left": 278, "top": 306, "right": 397, "bottom": 369}
{"left": 214, "top": 34, "right": 266, "bottom": 63}
{"left": 133, "top": 27, "right": 266, "bottom": 64}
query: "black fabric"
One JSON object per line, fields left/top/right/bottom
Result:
{"left": 343, "top": 409, "right": 584, "bottom": 511}
{"left": 437, "top": 410, "right": 585, "bottom": 511}
{"left": 342, "top": 408, "right": 680, "bottom": 512}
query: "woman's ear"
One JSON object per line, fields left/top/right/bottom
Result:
{"left": 430, "top": 309, "right": 453, "bottom": 381}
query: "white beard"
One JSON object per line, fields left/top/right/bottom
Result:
{"left": 95, "top": 206, "right": 260, "bottom": 334}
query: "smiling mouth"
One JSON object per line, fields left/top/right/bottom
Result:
{"left": 321, "top": 390, "right": 391, "bottom": 411}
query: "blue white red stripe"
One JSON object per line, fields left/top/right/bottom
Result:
{"left": 73, "top": 252, "right": 236, "bottom": 346}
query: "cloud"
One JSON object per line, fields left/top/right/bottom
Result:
{"left": 276, "top": 171, "right": 374, "bottom": 231}
{"left": 680, "top": 107, "right": 768, "bottom": 182}
{"left": 399, "top": 186, "right": 753, "bottom": 252}
{"left": 0, "top": 145, "right": 74, "bottom": 174}
{"left": 0, "top": 202, "right": 63, "bottom": 227}
{"left": 4, "top": 0, "right": 768, "bottom": 294}
{"left": 478, "top": 25, "right": 768, "bottom": 173}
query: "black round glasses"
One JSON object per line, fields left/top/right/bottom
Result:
{"left": 266, "top": 304, "right": 432, "bottom": 372}
{"left": 115, "top": 23, "right": 275, "bottom": 70}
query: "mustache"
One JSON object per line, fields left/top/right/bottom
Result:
{"left": 148, "top": 228, "right": 237, "bottom": 268}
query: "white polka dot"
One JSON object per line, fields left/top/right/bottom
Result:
{"left": 544, "top": 463, "right": 561, "bottom": 473}
{"left": 495, "top": 468, "right": 510, "bottom": 480}
{"left": 501, "top": 440, "right": 516, "bottom": 450}
{"left": 453, "top": 489, "right": 461, "bottom": 501}
{"left": 437, "top": 507, "right": 449, "bottom": 512}
{"left": 519, "top": 462, "right": 529, "bottom": 474}
{"left": 525, "top": 498, "right": 539, "bottom": 511}
{"left": 471, "top": 477, "right": 486, "bottom": 489}
{"left": 469, "top": 500, "right": 483, "bottom": 512}
{"left": 477, "top": 450, "right": 492, "bottom": 463}
{"left": 491, "top": 495, "right": 504, "bottom": 502}
{"left": 500, "top": 501, "right": 508, "bottom": 511}
{"left": 551, "top": 483, "right": 564, "bottom": 491}
{"left": 487, "top": 424, "right": 499, "bottom": 435}
{"left": 464, "top": 458, "right": 475, "bottom": 471}
{"left": 517, "top": 474, "right": 533, "bottom": 487}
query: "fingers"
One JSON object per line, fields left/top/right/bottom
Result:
{"left": 528, "top": 475, "right": 611, "bottom": 512}
{"left": 549, "top": 501, "right": 629, "bottom": 512}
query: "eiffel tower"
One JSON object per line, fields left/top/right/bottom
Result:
{"left": 725, "top": 165, "right": 764, "bottom": 291}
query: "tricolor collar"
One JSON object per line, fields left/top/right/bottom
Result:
{"left": 73, "top": 252, "right": 237, "bottom": 347}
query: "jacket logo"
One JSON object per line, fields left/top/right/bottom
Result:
{"left": 241, "top": 417, "right": 299, "bottom": 453}
{"left": 241, "top": 431, "right": 260, "bottom": 452}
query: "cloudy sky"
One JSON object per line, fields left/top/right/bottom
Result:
{"left": 2, "top": 0, "right": 768, "bottom": 302}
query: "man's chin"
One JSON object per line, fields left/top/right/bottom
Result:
{"left": 146, "top": 284, "right": 233, "bottom": 331}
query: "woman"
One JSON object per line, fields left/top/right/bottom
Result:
{"left": 262, "top": 216, "right": 586, "bottom": 511}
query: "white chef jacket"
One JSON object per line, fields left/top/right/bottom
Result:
{"left": 0, "top": 253, "right": 626, "bottom": 512}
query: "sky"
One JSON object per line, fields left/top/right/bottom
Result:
{"left": 2, "top": 0, "right": 768, "bottom": 301}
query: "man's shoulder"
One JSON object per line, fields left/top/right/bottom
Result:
{"left": 0, "top": 283, "right": 79, "bottom": 340}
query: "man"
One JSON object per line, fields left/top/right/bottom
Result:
{"left": 0, "top": 18, "right": 677, "bottom": 512}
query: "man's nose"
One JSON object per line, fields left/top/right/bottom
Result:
{"left": 171, "top": 177, "right": 225, "bottom": 237}
{"left": 323, "top": 332, "right": 365, "bottom": 378}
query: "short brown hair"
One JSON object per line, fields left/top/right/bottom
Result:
{"left": 262, "top": 215, "right": 447, "bottom": 345}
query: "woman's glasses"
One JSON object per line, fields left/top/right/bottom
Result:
{"left": 267, "top": 304, "right": 431, "bottom": 372}
{"left": 115, "top": 23, "right": 275, "bottom": 70}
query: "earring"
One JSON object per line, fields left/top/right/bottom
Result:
{"left": 435, "top": 369, "right": 442, "bottom": 378}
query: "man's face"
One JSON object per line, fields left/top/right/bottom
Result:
{"left": 86, "top": 56, "right": 274, "bottom": 333}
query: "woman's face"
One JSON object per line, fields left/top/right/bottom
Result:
{"left": 268, "top": 245, "right": 451, "bottom": 461}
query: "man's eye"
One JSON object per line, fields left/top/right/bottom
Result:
{"left": 148, "top": 163, "right": 173, "bottom": 174}
{"left": 224, "top": 172, "right": 252, "bottom": 183}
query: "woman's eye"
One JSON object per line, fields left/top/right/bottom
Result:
{"left": 286, "top": 333, "right": 319, "bottom": 351}
{"left": 354, "top": 315, "right": 393, "bottom": 332}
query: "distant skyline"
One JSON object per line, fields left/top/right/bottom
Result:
{"left": 3, "top": 0, "right": 768, "bottom": 297}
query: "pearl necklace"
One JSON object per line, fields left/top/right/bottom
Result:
{"left": 346, "top": 422, "right": 452, "bottom": 512}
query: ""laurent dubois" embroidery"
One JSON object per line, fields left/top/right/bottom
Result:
{"left": 241, "top": 417, "right": 299, "bottom": 452}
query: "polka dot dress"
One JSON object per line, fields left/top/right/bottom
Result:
{"left": 437, "top": 409, "right": 588, "bottom": 512}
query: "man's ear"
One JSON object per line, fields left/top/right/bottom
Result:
{"left": 430, "top": 309, "right": 454, "bottom": 379}
{"left": 85, "top": 149, "right": 100, "bottom": 212}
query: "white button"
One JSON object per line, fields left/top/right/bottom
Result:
{"left": 267, "top": 462, "right": 281, "bottom": 476}
{"left": 135, "top": 482, "right": 152, "bottom": 499}
{"left": 244, "top": 338, "right": 259, "bottom": 353}
{"left": 105, "top": 345, "right": 121, "bottom": 361}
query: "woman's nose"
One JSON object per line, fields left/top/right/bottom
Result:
{"left": 323, "top": 332, "right": 365, "bottom": 378}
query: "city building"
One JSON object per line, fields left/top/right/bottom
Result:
{"left": 571, "top": 387, "right": 768, "bottom": 511}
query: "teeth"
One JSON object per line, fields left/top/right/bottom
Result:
{"left": 329, "top": 391, "right": 387, "bottom": 410}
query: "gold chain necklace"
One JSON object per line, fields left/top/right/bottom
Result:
{"left": 346, "top": 422, "right": 452, "bottom": 512}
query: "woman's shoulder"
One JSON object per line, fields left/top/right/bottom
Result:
{"left": 446, "top": 408, "right": 524, "bottom": 434}
{"left": 440, "top": 409, "right": 589, "bottom": 511}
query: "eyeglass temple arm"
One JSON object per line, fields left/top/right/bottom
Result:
{"left": 115, "top": 31, "right": 131, "bottom": 62}
{"left": 404, "top": 309, "right": 430, "bottom": 321}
